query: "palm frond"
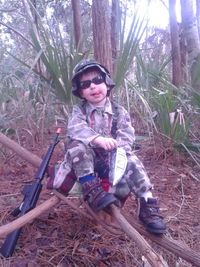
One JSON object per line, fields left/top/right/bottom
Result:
{"left": 114, "top": 4, "right": 148, "bottom": 89}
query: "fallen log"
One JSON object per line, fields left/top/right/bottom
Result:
{"left": 0, "top": 132, "right": 200, "bottom": 266}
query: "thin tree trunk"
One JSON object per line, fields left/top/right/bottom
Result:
{"left": 111, "top": 0, "right": 119, "bottom": 72}
{"left": 196, "top": 0, "right": 200, "bottom": 38}
{"left": 181, "top": 0, "right": 200, "bottom": 90}
{"left": 92, "top": 0, "right": 113, "bottom": 74}
{"left": 169, "top": 0, "right": 182, "bottom": 87}
{"left": 179, "top": 26, "right": 188, "bottom": 83}
{"left": 71, "top": 0, "right": 82, "bottom": 50}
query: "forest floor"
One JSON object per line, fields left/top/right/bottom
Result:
{"left": 0, "top": 129, "right": 200, "bottom": 267}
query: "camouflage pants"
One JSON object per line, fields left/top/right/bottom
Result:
{"left": 48, "top": 140, "right": 152, "bottom": 199}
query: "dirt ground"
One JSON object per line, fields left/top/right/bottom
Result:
{"left": 0, "top": 130, "right": 200, "bottom": 267}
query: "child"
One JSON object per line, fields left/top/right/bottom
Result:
{"left": 48, "top": 59, "right": 166, "bottom": 234}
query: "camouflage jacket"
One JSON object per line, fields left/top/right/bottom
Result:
{"left": 67, "top": 97, "right": 135, "bottom": 154}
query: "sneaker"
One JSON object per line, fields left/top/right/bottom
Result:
{"left": 82, "top": 177, "right": 118, "bottom": 212}
{"left": 139, "top": 197, "right": 166, "bottom": 234}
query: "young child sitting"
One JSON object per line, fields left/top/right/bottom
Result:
{"left": 48, "top": 59, "right": 166, "bottom": 234}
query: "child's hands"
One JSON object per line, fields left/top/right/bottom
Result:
{"left": 91, "top": 136, "right": 118, "bottom": 151}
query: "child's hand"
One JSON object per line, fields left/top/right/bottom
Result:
{"left": 91, "top": 136, "right": 118, "bottom": 151}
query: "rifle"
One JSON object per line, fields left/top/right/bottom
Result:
{"left": 0, "top": 128, "right": 61, "bottom": 257}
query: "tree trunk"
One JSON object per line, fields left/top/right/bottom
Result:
{"left": 181, "top": 0, "right": 200, "bottom": 90}
{"left": 71, "top": 0, "right": 82, "bottom": 50}
{"left": 179, "top": 26, "right": 188, "bottom": 83}
{"left": 169, "top": 0, "right": 182, "bottom": 87}
{"left": 92, "top": 0, "right": 113, "bottom": 74}
{"left": 111, "top": 0, "right": 119, "bottom": 72}
{"left": 196, "top": 0, "right": 200, "bottom": 38}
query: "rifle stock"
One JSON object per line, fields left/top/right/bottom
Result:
{"left": 0, "top": 129, "right": 61, "bottom": 257}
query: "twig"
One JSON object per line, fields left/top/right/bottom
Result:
{"left": 178, "top": 176, "right": 186, "bottom": 214}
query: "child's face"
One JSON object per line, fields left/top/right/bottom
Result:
{"left": 79, "top": 70, "right": 108, "bottom": 105}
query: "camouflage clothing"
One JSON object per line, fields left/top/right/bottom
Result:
{"left": 49, "top": 97, "right": 152, "bottom": 199}
{"left": 68, "top": 98, "right": 136, "bottom": 154}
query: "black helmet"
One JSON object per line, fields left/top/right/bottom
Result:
{"left": 71, "top": 59, "right": 115, "bottom": 97}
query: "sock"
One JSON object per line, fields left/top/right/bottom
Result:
{"left": 141, "top": 191, "right": 153, "bottom": 202}
{"left": 79, "top": 174, "right": 95, "bottom": 184}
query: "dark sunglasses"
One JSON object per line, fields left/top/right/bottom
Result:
{"left": 79, "top": 75, "right": 104, "bottom": 90}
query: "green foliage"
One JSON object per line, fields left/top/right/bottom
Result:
{"left": 136, "top": 52, "right": 171, "bottom": 92}
{"left": 151, "top": 87, "right": 189, "bottom": 145}
{"left": 192, "top": 91, "right": 200, "bottom": 109}
{"left": 133, "top": 40, "right": 196, "bottom": 150}
{"left": 4, "top": 0, "right": 90, "bottom": 106}
{"left": 0, "top": 54, "right": 60, "bottom": 141}
{"left": 126, "top": 79, "right": 157, "bottom": 134}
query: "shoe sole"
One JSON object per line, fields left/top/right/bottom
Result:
{"left": 146, "top": 227, "right": 166, "bottom": 235}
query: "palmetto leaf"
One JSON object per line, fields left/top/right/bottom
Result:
{"left": 114, "top": 4, "right": 148, "bottom": 89}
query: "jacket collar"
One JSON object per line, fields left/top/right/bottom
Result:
{"left": 85, "top": 97, "right": 113, "bottom": 115}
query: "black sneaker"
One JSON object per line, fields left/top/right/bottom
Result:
{"left": 139, "top": 197, "right": 166, "bottom": 234}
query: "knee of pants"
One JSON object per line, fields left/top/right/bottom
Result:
{"left": 124, "top": 159, "right": 152, "bottom": 196}
{"left": 112, "top": 182, "right": 130, "bottom": 199}
{"left": 66, "top": 140, "right": 94, "bottom": 165}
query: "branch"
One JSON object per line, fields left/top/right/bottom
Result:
{"left": 0, "top": 131, "right": 41, "bottom": 168}
{"left": 22, "top": 0, "right": 40, "bottom": 44}
{"left": 0, "top": 8, "right": 17, "bottom": 12}
{"left": 0, "top": 196, "right": 59, "bottom": 237}
{"left": 0, "top": 21, "right": 35, "bottom": 47}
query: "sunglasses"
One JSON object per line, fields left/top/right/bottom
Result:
{"left": 79, "top": 75, "right": 104, "bottom": 90}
